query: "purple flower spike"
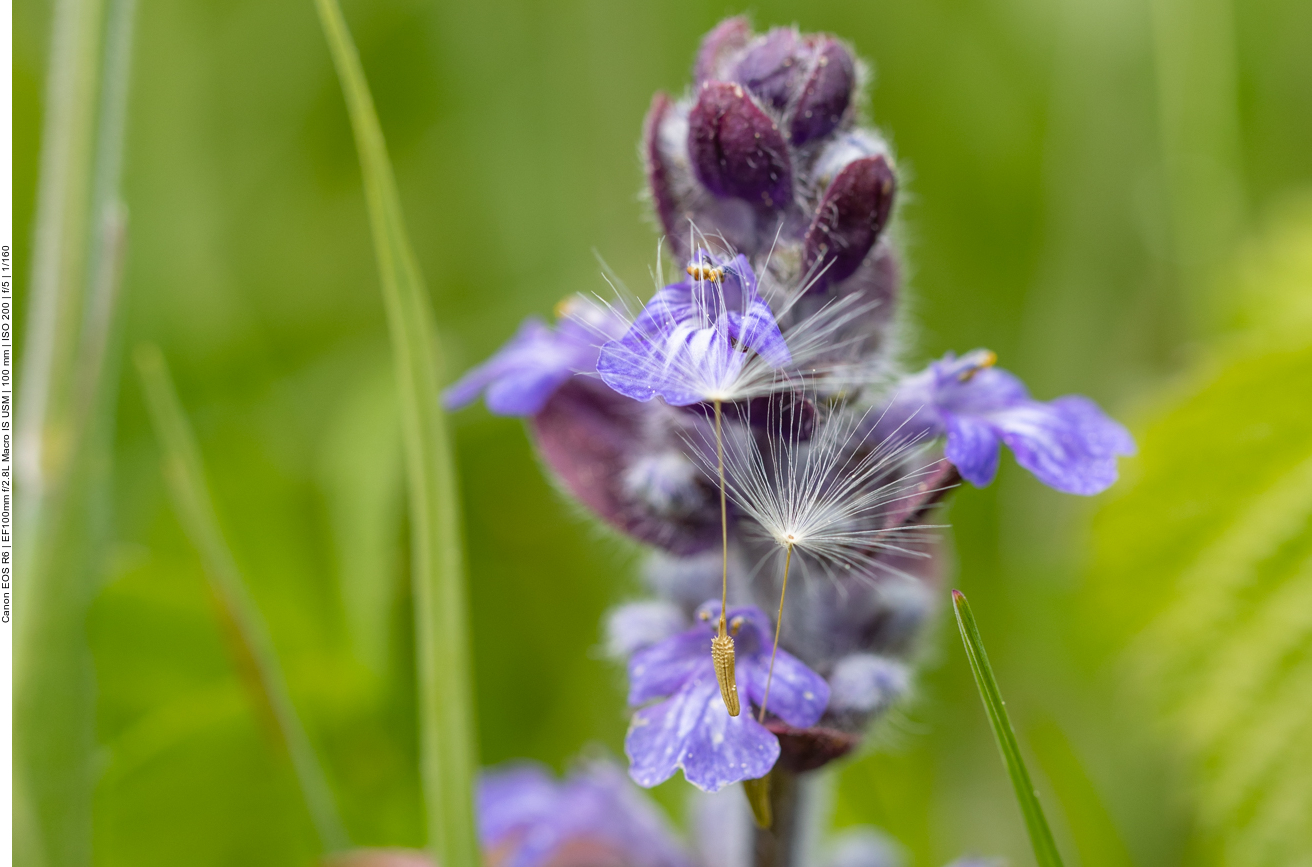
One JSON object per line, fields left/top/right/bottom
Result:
{"left": 884, "top": 350, "right": 1136, "bottom": 494}
{"left": 444, "top": 297, "right": 623, "bottom": 416}
{"left": 790, "top": 38, "right": 856, "bottom": 145}
{"left": 803, "top": 155, "right": 896, "bottom": 292}
{"left": 687, "top": 82, "right": 794, "bottom": 210}
{"left": 479, "top": 761, "right": 692, "bottom": 867}
{"left": 625, "top": 601, "right": 829, "bottom": 792}
{"left": 597, "top": 252, "right": 791, "bottom": 406}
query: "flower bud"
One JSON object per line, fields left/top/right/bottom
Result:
{"left": 687, "top": 82, "right": 793, "bottom": 210}
{"left": 604, "top": 600, "right": 687, "bottom": 659}
{"left": 694, "top": 15, "right": 752, "bottom": 83}
{"left": 732, "top": 27, "right": 806, "bottom": 112}
{"left": 827, "top": 653, "right": 909, "bottom": 716}
{"left": 790, "top": 38, "right": 856, "bottom": 144}
{"left": 803, "top": 155, "right": 895, "bottom": 292}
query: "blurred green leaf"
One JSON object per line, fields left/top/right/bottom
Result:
{"left": 953, "top": 590, "right": 1065, "bottom": 867}
{"left": 317, "top": 351, "right": 403, "bottom": 677}
{"left": 1091, "top": 202, "right": 1312, "bottom": 865}
{"left": 135, "top": 343, "right": 350, "bottom": 852}
{"left": 16, "top": 0, "right": 135, "bottom": 862}
{"left": 312, "top": 1, "right": 478, "bottom": 864}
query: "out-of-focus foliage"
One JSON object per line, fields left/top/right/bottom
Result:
{"left": 1090, "top": 199, "right": 1312, "bottom": 867}
{"left": 10, "top": 0, "right": 1312, "bottom": 864}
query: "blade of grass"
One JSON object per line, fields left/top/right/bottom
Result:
{"left": 16, "top": 0, "right": 136, "bottom": 862}
{"left": 952, "top": 590, "right": 1065, "bottom": 867}
{"left": 134, "top": 344, "right": 350, "bottom": 853}
{"left": 311, "top": 3, "right": 478, "bottom": 866}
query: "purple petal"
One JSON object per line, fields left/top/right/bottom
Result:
{"left": 989, "top": 401, "right": 1124, "bottom": 495}
{"left": 743, "top": 647, "right": 829, "bottom": 728}
{"left": 627, "top": 678, "right": 780, "bottom": 793}
{"left": 484, "top": 367, "right": 575, "bottom": 416}
{"left": 943, "top": 413, "right": 1002, "bottom": 488}
{"left": 444, "top": 314, "right": 606, "bottom": 417}
{"left": 932, "top": 357, "right": 1029, "bottom": 413}
{"left": 478, "top": 763, "right": 558, "bottom": 844}
{"left": 677, "top": 685, "right": 781, "bottom": 791}
{"left": 605, "top": 601, "right": 687, "bottom": 660}
{"left": 628, "top": 627, "right": 709, "bottom": 705}
{"left": 1050, "top": 395, "right": 1137, "bottom": 456}
{"left": 443, "top": 319, "right": 554, "bottom": 412}
{"left": 626, "top": 679, "right": 719, "bottom": 789}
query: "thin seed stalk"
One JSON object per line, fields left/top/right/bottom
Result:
{"left": 711, "top": 398, "right": 741, "bottom": 716}
{"left": 759, "top": 542, "right": 793, "bottom": 723}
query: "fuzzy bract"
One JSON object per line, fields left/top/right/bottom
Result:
{"left": 625, "top": 602, "right": 829, "bottom": 792}
{"left": 882, "top": 349, "right": 1136, "bottom": 494}
{"left": 478, "top": 761, "right": 692, "bottom": 867}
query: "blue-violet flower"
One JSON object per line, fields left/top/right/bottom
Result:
{"left": 479, "top": 761, "right": 691, "bottom": 867}
{"left": 444, "top": 296, "right": 622, "bottom": 416}
{"left": 625, "top": 601, "right": 829, "bottom": 792}
{"left": 598, "top": 252, "right": 791, "bottom": 406}
{"left": 884, "top": 349, "right": 1135, "bottom": 495}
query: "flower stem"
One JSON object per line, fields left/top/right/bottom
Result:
{"left": 758, "top": 542, "right": 793, "bottom": 723}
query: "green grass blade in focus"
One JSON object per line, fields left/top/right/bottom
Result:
{"left": 311, "top": 2, "right": 479, "bottom": 865}
{"left": 952, "top": 590, "right": 1065, "bottom": 867}
{"left": 134, "top": 344, "right": 350, "bottom": 853}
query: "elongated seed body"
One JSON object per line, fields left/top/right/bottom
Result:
{"left": 712, "top": 631, "right": 740, "bottom": 716}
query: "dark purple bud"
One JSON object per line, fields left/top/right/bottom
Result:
{"left": 694, "top": 15, "right": 752, "bottom": 83}
{"left": 789, "top": 38, "right": 856, "bottom": 145}
{"left": 803, "top": 155, "right": 895, "bottom": 291}
{"left": 732, "top": 27, "right": 805, "bottom": 112}
{"left": 687, "top": 82, "right": 793, "bottom": 210}
{"left": 643, "top": 92, "right": 684, "bottom": 254}
{"left": 532, "top": 380, "right": 719, "bottom": 555}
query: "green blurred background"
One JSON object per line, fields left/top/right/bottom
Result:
{"left": 13, "top": 0, "right": 1312, "bottom": 864}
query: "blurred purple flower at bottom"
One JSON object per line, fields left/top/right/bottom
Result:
{"left": 882, "top": 349, "right": 1135, "bottom": 495}
{"left": 625, "top": 602, "right": 829, "bottom": 792}
{"left": 479, "top": 761, "right": 691, "bottom": 867}
{"left": 444, "top": 297, "right": 623, "bottom": 416}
